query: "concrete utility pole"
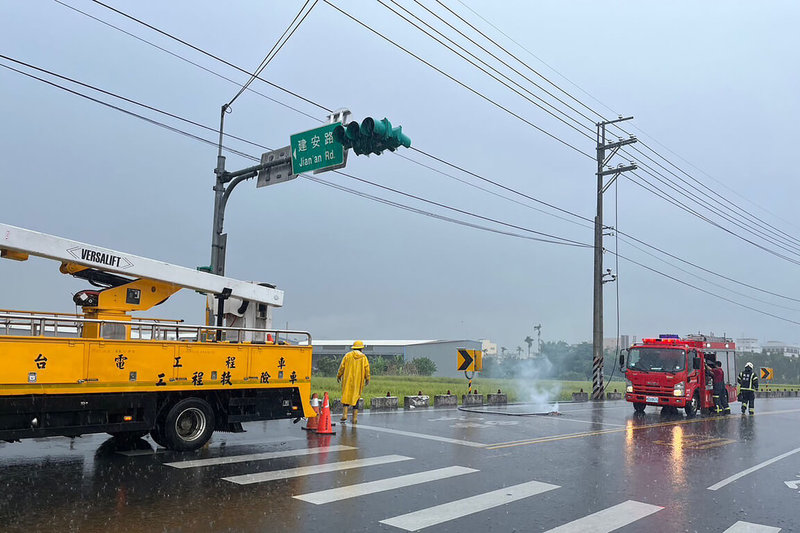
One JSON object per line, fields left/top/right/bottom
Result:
{"left": 592, "top": 117, "right": 637, "bottom": 400}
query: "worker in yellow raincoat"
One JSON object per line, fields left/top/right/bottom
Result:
{"left": 337, "top": 340, "right": 371, "bottom": 424}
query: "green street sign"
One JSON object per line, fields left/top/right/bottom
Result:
{"left": 290, "top": 122, "right": 345, "bottom": 174}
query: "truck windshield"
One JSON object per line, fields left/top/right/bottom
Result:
{"left": 627, "top": 347, "right": 685, "bottom": 372}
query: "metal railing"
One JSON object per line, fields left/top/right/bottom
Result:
{"left": 0, "top": 311, "right": 311, "bottom": 346}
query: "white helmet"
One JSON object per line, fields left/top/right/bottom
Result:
{"left": 745, "top": 362, "right": 753, "bottom": 369}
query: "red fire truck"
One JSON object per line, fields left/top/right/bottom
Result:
{"left": 619, "top": 334, "right": 737, "bottom": 416}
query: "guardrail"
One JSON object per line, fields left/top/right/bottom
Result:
{"left": 0, "top": 312, "right": 311, "bottom": 346}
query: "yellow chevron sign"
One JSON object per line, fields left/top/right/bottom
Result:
{"left": 457, "top": 349, "right": 482, "bottom": 372}
{"left": 760, "top": 367, "right": 773, "bottom": 380}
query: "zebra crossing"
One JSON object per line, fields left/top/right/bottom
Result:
{"left": 158, "top": 442, "right": 783, "bottom": 532}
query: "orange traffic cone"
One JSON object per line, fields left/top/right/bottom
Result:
{"left": 303, "top": 393, "right": 320, "bottom": 431}
{"left": 315, "top": 392, "right": 335, "bottom": 435}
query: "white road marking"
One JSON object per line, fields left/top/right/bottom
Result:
{"left": 724, "top": 521, "right": 781, "bottom": 532}
{"left": 222, "top": 454, "right": 412, "bottom": 485}
{"left": 294, "top": 466, "right": 478, "bottom": 505}
{"left": 708, "top": 446, "right": 800, "bottom": 490}
{"left": 353, "top": 424, "right": 486, "bottom": 447}
{"left": 163, "top": 444, "right": 356, "bottom": 469}
{"left": 544, "top": 500, "right": 663, "bottom": 532}
{"left": 379, "top": 479, "right": 559, "bottom": 531}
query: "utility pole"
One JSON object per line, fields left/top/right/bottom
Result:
{"left": 592, "top": 117, "right": 637, "bottom": 400}
{"left": 208, "top": 104, "right": 295, "bottom": 329}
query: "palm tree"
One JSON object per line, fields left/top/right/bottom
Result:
{"left": 516, "top": 346, "right": 523, "bottom": 358}
{"left": 524, "top": 336, "right": 534, "bottom": 357}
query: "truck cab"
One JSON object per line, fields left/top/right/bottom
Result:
{"left": 620, "top": 334, "right": 737, "bottom": 416}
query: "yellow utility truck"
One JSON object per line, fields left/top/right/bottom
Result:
{"left": 0, "top": 223, "right": 313, "bottom": 451}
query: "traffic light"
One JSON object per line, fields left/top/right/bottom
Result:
{"left": 332, "top": 117, "right": 411, "bottom": 156}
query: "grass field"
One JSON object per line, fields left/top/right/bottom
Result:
{"left": 311, "top": 376, "right": 800, "bottom": 408}
{"left": 311, "top": 375, "right": 627, "bottom": 408}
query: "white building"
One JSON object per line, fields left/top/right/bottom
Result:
{"left": 735, "top": 337, "right": 761, "bottom": 354}
{"left": 480, "top": 339, "right": 497, "bottom": 356}
{"left": 763, "top": 341, "right": 800, "bottom": 358}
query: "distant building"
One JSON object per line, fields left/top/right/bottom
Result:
{"left": 310, "top": 339, "right": 483, "bottom": 378}
{"left": 763, "top": 341, "right": 800, "bottom": 358}
{"left": 736, "top": 337, "right": 761, "bottom": 354}
{"left": 604, "top": 336, "right": 635, "bottom": 351}
{"left": 479, "top": 339, "right": 497, "bottom": 357}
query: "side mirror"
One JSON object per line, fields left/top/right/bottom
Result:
{"left": 618, "top": 349, "right": 628, "bottom": 371}
{"left": 693, "top": 356, "right": 701, "bottom": 370}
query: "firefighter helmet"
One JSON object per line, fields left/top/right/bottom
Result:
{"left": 352, "top": 340, "right": 365, "bottom": 350}
{"left": 745, "top": 362, "right": 753, "bottom": 369}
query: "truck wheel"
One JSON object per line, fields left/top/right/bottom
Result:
{"left": 163, "top": 398, "right": 215, "bottom": 451}
{"left": 633, "top": 402, "right": 646, "bottom": 413}
{"left": 685, "top": 393, "right": 699, "bottom": 417}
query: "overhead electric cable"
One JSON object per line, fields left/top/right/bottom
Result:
{"left": 8, "top": 57, "right": 800, "bottom": 323}
{"left": 0, "top": 59, "right": 588, "bottom": 249}
{"left": 54, "top": 0, "right": 322, "bottom": 121}
{"left": 435, "top": 0, "right": 800, "bottom": 252}
{"left": 321, "top": 0, "right": 593, "bottom": 159}
{"left": 625, "top": 171, "right": 800, "bottom": 267}
{"left": 227, "top": 0, "right": 317, "bottom": 107}
{"left": 635, "top": 140, "right": 800, "bottom": 248}
{"left": 87, "top": 0, "right": 332, "bottom": 113}
{"left": 630, "top": 162, "right": 800, "bottom": 258}
{"left": 614, "top": 251, "right": 800, "bottom": 327}
{"left": 378, "top": 0, "right": 594, "bottom": 136}
{"left": 449, "top": 0, "right": 614, "bottom": 121}
{"left": 75, "top": 0, "right": 786, "bottom": 252}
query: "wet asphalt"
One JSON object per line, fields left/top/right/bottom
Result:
{"left": 2, "top": 398, "right": 800, "bottom": 532}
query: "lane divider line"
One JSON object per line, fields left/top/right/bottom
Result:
{"left": 708, "top": 445, "right": 800, "bottom": 491}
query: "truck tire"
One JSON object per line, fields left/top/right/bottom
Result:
{"left": 163, "top": 397, "right": 215, "bottom": 451}
{"left": 633, "top": 402, "right": 646, "bottom": 413}
{"left": 685, "top": 393, "right": 699, "bottom": 417}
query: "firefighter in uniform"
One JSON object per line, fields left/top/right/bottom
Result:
{"left": 738, "top": 362, "right": 759, "bottom": 414}
{"left": 710, "top": 360, "right": 730, "bottom": 414}
{"left": 337, "top": 340, "right": 370, "bottom": 424}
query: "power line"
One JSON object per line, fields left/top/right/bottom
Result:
{"left": 321, "top": 0, "right": 593, "bottom": 159}
{"left": 40, "top": 4, "right": 602, "bottom": 233}
{"left": 54, "top": 0, "right": 323, "bottom": 122}
{"left": 0, "top": 58, "right": 587, "bottom": 249}
{"left": 227, "top": 0, "right": 317, "bottom": 107}
{"left": 636, "top": 140, "right": 800, "bottom": 248}
{"left": 615, "top": 250, "right": 800, "bottom": 327}
{"left": 48, "top": 6, "right": 800, "bottom": 296}
{"left": 423, "top": 0, "right": 800, "bottom": 259}
{"left": 87, "top": 0, "right": 332, "bottom": 113}
{"left": 7, "top": 56, "right": 800, "bottom": 324}
{"left": 624, "top": 171, "right": 800, "bottom": 267}
{"left": 450, "top": 0, "right": 616, "bottom": 121}
{"left": 630, "top": 156, "right": 800, "bottom": 258}
{"left": 378, "top": 0, "right": 594, "bottom": 136}
{"left": 74, "top": 0, "right": 800, "bottom": 263}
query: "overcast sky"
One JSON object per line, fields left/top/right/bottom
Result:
{"left": 2, "top": 1, "right": 800, "bottom": 351}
